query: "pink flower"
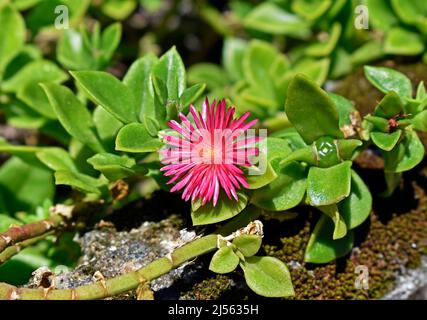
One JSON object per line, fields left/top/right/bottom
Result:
{"left": 160, "top": 98, "right": 259, "bottom": 206}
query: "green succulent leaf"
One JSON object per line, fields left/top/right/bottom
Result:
{"left": 232, "top": 235, "right": 262, "bottom": 257}
{"left": 242, "top": 256, "right": 294, "bottom": 297}
{"left": 87, "top": 153, "right": 145, "bottom": 181}
{"left": 307, "top": 161, "right": 352, "bottom": 206}
{"left": 371, "top": 130, "right": 402, "bottom": 151}
{"left": 41, "top": 83, "right": 105, "bottom": 153}
{"left": 115, "top": 123, "right": 163, "bottom": 153}
{"left": 36, "top": 148, "right": 78, "bottom": 172}
{"left": 191, "top": 191, "right": 249, "bottom": 225}
{"left": 291, "top": 58, "right": 330, "bottom": 86}
{"left": 304, "top": 215, "right": 354, "bottom": 264}
{"left": 291, "top": 0, "right": 332, "bottom": 21}
{"left": 152, "top": 46, "right": 186, "bottom": 103}
{"left": 305, "top": 23, "right": 341, "bottom": 58}
{"left": 93, "top": 106, "right": 123, "bottom": 153}
{"left": 179, "top": 83, "right": 206, "bottom": 112}
{"left": 209, "top": 246, "right": 240, "bottom": 274}
{"left": 123, "top": 54, "right": 158, "bottom": 121}
{"left": 54, "top": 170, "right": 103, "bottom": 195}
{"left": 384, "top": 27, "right": 425, "bottom": 56}
{"left": 252, "top": 160, "right": 307, "bottom": 211}
{"left": 0, "top": 4, "right": 25, "bottom": 75}
{"left": 339, "top": 170, "right": 372, "bottom": 229}
{"left": 383, "top": 130, "right": 424, "bottom": 173}
{"left": 328, "top": 93, "right": 355, "bottom": 128}
{"left": 246, "top": 161, "right": 278, "bottom": 190}
{"left": 222, "top": 37, "right": 247, "bottom": 82}
{"left": 187, "top": 63, "right": 228, "bottom": 90}
{"left": 364, "top": 66, "right": 412, "bottom": 98}
{"left": 412, "top": 110, "right": 427, "bottom": 131}
{"left": 0, "top": 157, "right": 54, "bottom": 214}
{"left": 285, "top": 74, "right": 343, "bottom": 144}
{"left": 367, "top": 0, "right": 398, "bottom": 31}
{"left": 244, "top": 2, "right": 311, "bottom": 39}
{"left": 71, "top": 71, "right": 138, "bottom": 123}
{"left": 374, "top": 91, "right": 403, "bottom": 118}
{"left": 318, "top": 204, "right": 347, "bottom": 240}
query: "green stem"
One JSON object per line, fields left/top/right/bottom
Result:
{"left": 0, "top": 215, "right": 64, "bottom": 254}
{"left": 0, "top": 231, "right": 55, "bottom": 265}
{"left": 0, "top": 234, "right": 218, "bottom": 300}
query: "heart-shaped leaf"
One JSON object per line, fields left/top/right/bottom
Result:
{"left": 232, "top": 235, "right": 262, "bottom": 257}
{"left": 371, "top": 130, "right": 402, "bottom": 151}
{"left": 242, "top": 256, "right": 294, "bottom": 297}
{"left": 209, "top": 246, "right": 240, "bottom": 274}
{"left": 307, "top": 161, "right": 352, "bottom": 206}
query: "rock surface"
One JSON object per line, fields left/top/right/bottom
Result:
{"left": 382, "top": 256, "right": 427, "bottom": 300}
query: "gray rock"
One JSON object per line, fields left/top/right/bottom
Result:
{"left": 382, "top": 256, "right": 427, "bottom": 300}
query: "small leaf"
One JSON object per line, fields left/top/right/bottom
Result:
{"left": 242, "top": 256, "right": 294, "bottom": 297}
{"left": 291, "top": 58, "right": 330, "bottom": 86}
{"left": 55, "top": 170, "right": 103, "bottom": 195}
{"left": 115, "top": 123, "right": 164, "bottom": 153}
{"left": 87, "top": 153, "right": 143, "bottom": 181}
{"left": 318, "top": 204, "right": 347, "bottom": 240}
{"left": 384, "top": 27, "right": 425, "bottom": 56}
{"left": 0, "top": 157, "right": 54, "bottom": 214}
{"left": 304, "top": 215, "right": 354, "bottom": 264}
{"left": 364, "top": 66, "right": 412, "bottom": 98}
{"left": 374, "top": 91, "right": 403, "bottom": 118}
{"left": 383, "top": 130, "right": 424, "bottom": 173}
{"left": 2, "top": 60, "right": 68, "bottom": 93}
{"left": 244, "top": 3, "right": 310, "bottom": 39}
{"left": 232, "top": 235, "right": 262, "bottom": 257}
{"left": 191, "top": 192, "right": 248, "bottom": 225}
{"left": 222, "top": 37, "right": 247, "bottom": 81}
{"left": 71, "top": 71, "right": 138, "bottom": 123}
{"left": 371, "top": 130, "right": 402, "bottom": 151}
{"left": 246, "top": 161, "right": 278, "bottom": 190}
{"left": 187, "top": 63, "right": 227, "bottom": 90}
{"left": 291, "top": 0, "right": 331, "bottom": 21}
{"left": 285, "top": 74, "right": 343, "bottom": 144}
{"left": 252, "top": 160, "right": 307, "bottom": 211}
{"left": 41, "top": 83, "right": 105, "bottom": 153}
{"left": 36, "top": 148, "right": 78, "bottom": 172}
{"left": 179, "top": 83, "right": 206, "bottom": 112}
{"left": 152, "top": 46, "right": 185, "bottom": 102}
{"left": 339, "top": 170, "right": 372, "bottom": 229}
{"left": 307, "top": 161, "right": 352, "bottom": 206}
{"left": 209, "top": 246, "right": 240, "bottom": 274}
{"left": 328, "top": 93, "right": 355, "bottom": 128}
{"left": 123, "top": 54, "right": 158, "bottom": 121}
{"left": 100, "top": 23, "right": 122, "bottom": 62}
{"left": 412, "top": 110, "right": 427, "bottom": 131}
{"left": 0, "top": 4, "right": 25, "bottom": 74}
{"left": 305, "top": 23, "right": 341, "bottom": 58}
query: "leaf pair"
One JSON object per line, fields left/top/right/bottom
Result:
{"left": 209, "top": 234, "right": 294, "bottom": 298}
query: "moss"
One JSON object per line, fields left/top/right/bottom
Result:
{"left": 180, "top": 274, "right": 233, "bottom": 300}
